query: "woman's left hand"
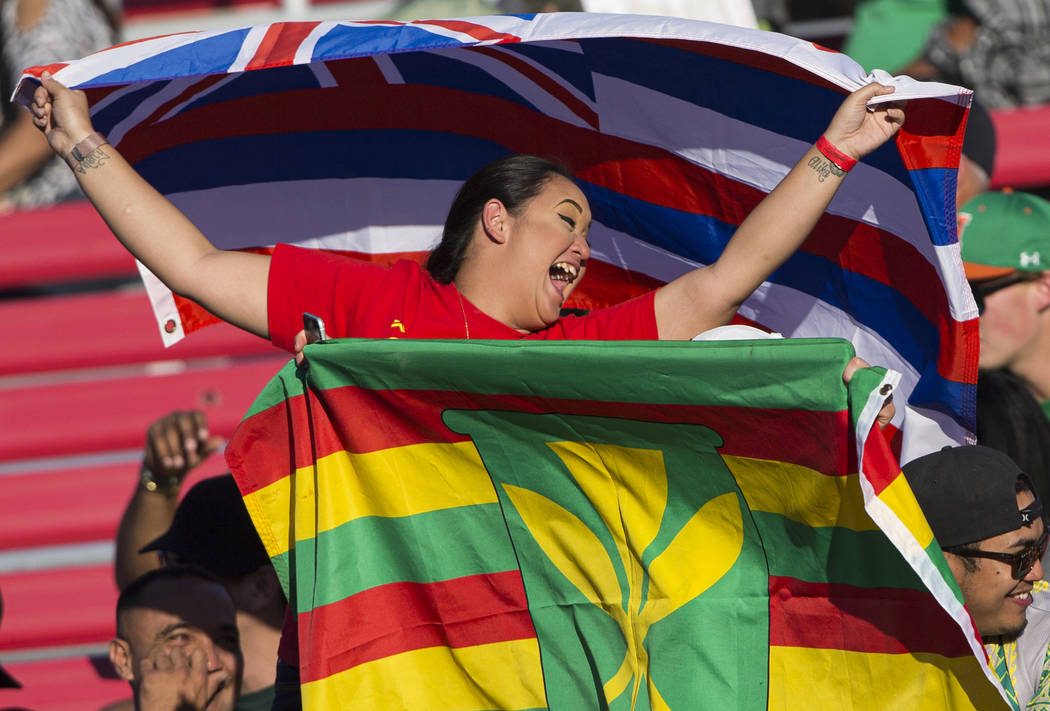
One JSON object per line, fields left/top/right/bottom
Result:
{"left": 843, "top": 356, "right": 896, "bottom": 429}
{"left": 823, "top": 82, "right": 906, "bottom": 162}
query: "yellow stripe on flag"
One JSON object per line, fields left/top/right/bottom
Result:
{"left": 724, "top": 456, "right": 877, "bottom": 531}
{"left": 769, "top": 646, "right": 1004, "bottom": 710}
{"left": 302, "top": 639, "right": 546, "bottom": 711}
{"left": 243, "top": 441, "right": 497, "bottom": 556}
{"left": 875, "top": 474, "right": 936, "bottom": 549}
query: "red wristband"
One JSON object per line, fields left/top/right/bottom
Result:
{"left": 815, "top": 135, "right": 857, "bottom": 172}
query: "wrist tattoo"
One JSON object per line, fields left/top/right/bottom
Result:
{"left": 807, "top": 155, "right": 846, "bottom": 183}
{"left": 74, "top": 146, "right": 110, "bottom": 174}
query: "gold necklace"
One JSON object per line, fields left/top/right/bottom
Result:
{"left": 456, "top": 290, "right": 471, "bottom": 339}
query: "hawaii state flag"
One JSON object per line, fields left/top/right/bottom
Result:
{"left": 226, "top": 337, "right": 1007, "bottom": 710}
{"left": 15, "top": 13, "right": 977, "bottom": 461}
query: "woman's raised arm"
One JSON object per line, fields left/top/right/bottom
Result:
{"left": 31, "top": 73, "right": 271, "bottom": 338}
{"left": 654, "top": 82, "right": 905, "bottom": 341}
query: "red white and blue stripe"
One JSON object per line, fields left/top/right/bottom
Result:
{"left": 14, "top": 12, "right": 977, "bottom": 462}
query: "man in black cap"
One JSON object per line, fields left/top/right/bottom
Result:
{"left": 905, "top": 445, "right": 1046, "bottom": 643}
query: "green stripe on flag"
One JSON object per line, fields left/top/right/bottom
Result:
{"left": 240, "top": 338, "right": 856, "bottom": 420}
{"left": 756, "top": 513, "right": 930, "bottom": 590}
{"left": 291, "top": 503, "right": 518, "bottom": 610}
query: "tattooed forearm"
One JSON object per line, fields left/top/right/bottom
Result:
{"left": 807, "top": 155, "right": 846, "bottom": 183}
{"left": 74, "top": 147, "right": 110, "bottom": 174}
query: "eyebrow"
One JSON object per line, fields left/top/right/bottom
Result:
{"left": 156, "top": 622, "right": 192, "bottom": 639}
{"left": 555, "top": 198, "right": 583, "bottom": 213}
{"left": 1003, "top": 532, "right": 1042, "bottom": 550}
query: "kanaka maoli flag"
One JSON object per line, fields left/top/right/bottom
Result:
{"left": 14, "top": 13, "right": 977, "bottom": 461}
{"left": 226, "top": 338, "right": 1008, "bottom": 710}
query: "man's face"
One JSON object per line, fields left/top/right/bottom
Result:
{"left": 111, "top": 576, "right": 242, "bottom": 711}
{"left": 946, "top": 489, "right": 1046, "bottom": 640}
{"left": 973, "top": 275, "right": 1045, "bottom": 369}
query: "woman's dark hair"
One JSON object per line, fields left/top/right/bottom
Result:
{"left": 426, "top": 155, "right": 573, "bottom": 284}
{"left": 977, "top": 368, "right": 1050, "bottom": 505}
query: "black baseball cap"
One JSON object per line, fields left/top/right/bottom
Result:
{"left": 903, "top": 445, "right": 1041, "bottom": 548}
{"left": 141, "top": 474, "right": 271, "bottom": 578}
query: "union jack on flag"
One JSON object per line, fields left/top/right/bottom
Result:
{"left": 15, "top": 12, "right": 977, "bottom": 462}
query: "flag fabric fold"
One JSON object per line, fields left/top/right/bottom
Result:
{"left": 15, "top": 13, "right": 976, "bottom": 461}
{"left": 226, "top": 337, "right": 1007, "bottom": 710}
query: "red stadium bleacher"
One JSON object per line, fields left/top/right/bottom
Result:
{"left": 0, "top": 654, "right": 129, "bottom": 711}
{"left": 0, "top": 354, "right": 289, "bottom": 462}
{"left": 0, "top": 202, "right": 135, "bottom": 289}
{"left": 0, "top": 564, "right": 115, "bottom": 653}
{"left": 0, "top": 288, "right": 279, "bottom": 376}
{"left": 0, "top": 455, "right": 230, "bottom": 552}
{"left": 990, "top": 104, "right": 1050, "bottom": 190}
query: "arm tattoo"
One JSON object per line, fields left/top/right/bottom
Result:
{"left": 74, "top": 146, "right": 110, "bottom": 174}
{"left": 807, "top": 155, "right": 846, "bottom": 183}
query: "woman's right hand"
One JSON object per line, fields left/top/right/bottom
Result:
{"left": 30, "top": 71, "right": 95, "bottom": 162}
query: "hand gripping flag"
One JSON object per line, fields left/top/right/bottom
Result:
{"left": 225, "top": 337, "right": 1009, "bottom": 711}
{"left": 14, "top": 14, "right": 976, "bottom": 461}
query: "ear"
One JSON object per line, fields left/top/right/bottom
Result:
{"left": 1036, "top": 272, "right": 1050, "bottom": 312}
{"left": 481, "top": 198, "right": 508, "bottom": 244}
{"left": 109, "top": 638, "right": 135, "bottom": 683}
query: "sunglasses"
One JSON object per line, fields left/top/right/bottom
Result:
{"left": 970, "top": 272, "right": 1041, "bottom": 314}
{"left": 945, "top": 527, "right": 1049, "bottom": 580}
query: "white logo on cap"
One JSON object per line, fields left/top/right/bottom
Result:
{"left": 1021, "top": 251, "right": 1041, "bottom": 267}
{"left": 1022, "top": 511, "right": 1032, "bottom": 523}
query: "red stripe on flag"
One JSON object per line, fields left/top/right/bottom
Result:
{"left": 769, "top": 576, "right": 972, "bottom": 658}
{"left": 28, "top": 62, "right": 69, "bottom": 78}
{"left": 245, "top": 22, "right": 322, "bottom": 71}
{"left": 639, "top": 38, "right": 847, "bottom": 94}
{"left": 83, "top": 84, "right": 134, "bottom": 105}
{"left": 299, "top": 571, "right": 535, "bottom": 683}
{"left": 470, "top": 45, "right": 599, "bottom": 129}
{"left": 896, "top": 97, "right": 968, "bottom": 172}
{"left": 229, "top": 385, "right": 850, "bottom": 495}
{"left": 411, "top": 19, "right": 521, "bottom": 44}
{"left": 860, "top": 422, "right": 909, "bottom": 497}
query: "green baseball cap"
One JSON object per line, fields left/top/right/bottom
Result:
{"left": 959, "top": 191, "right": 1050, "bottom": 280}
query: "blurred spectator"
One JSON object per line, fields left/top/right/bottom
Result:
{"left": 843, "top": 0, "right": 954, "bottom": 74}
{"left": 108, "top": 566, "right": 242, "bottom": 711}
{"left": 114, "top": 412, "right": 283, "bottom": 711}
{"left": 961, "top": 191, "right": 1050, "bottom": 419}
{"left": 900, "top": 0, "right": 1050, "bottom": 109}
{"left": 977, "top": 368, "right": 1050, "bottom": 506}
{"left": 0, "top": 0, "right": 116, "bottom": 212}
